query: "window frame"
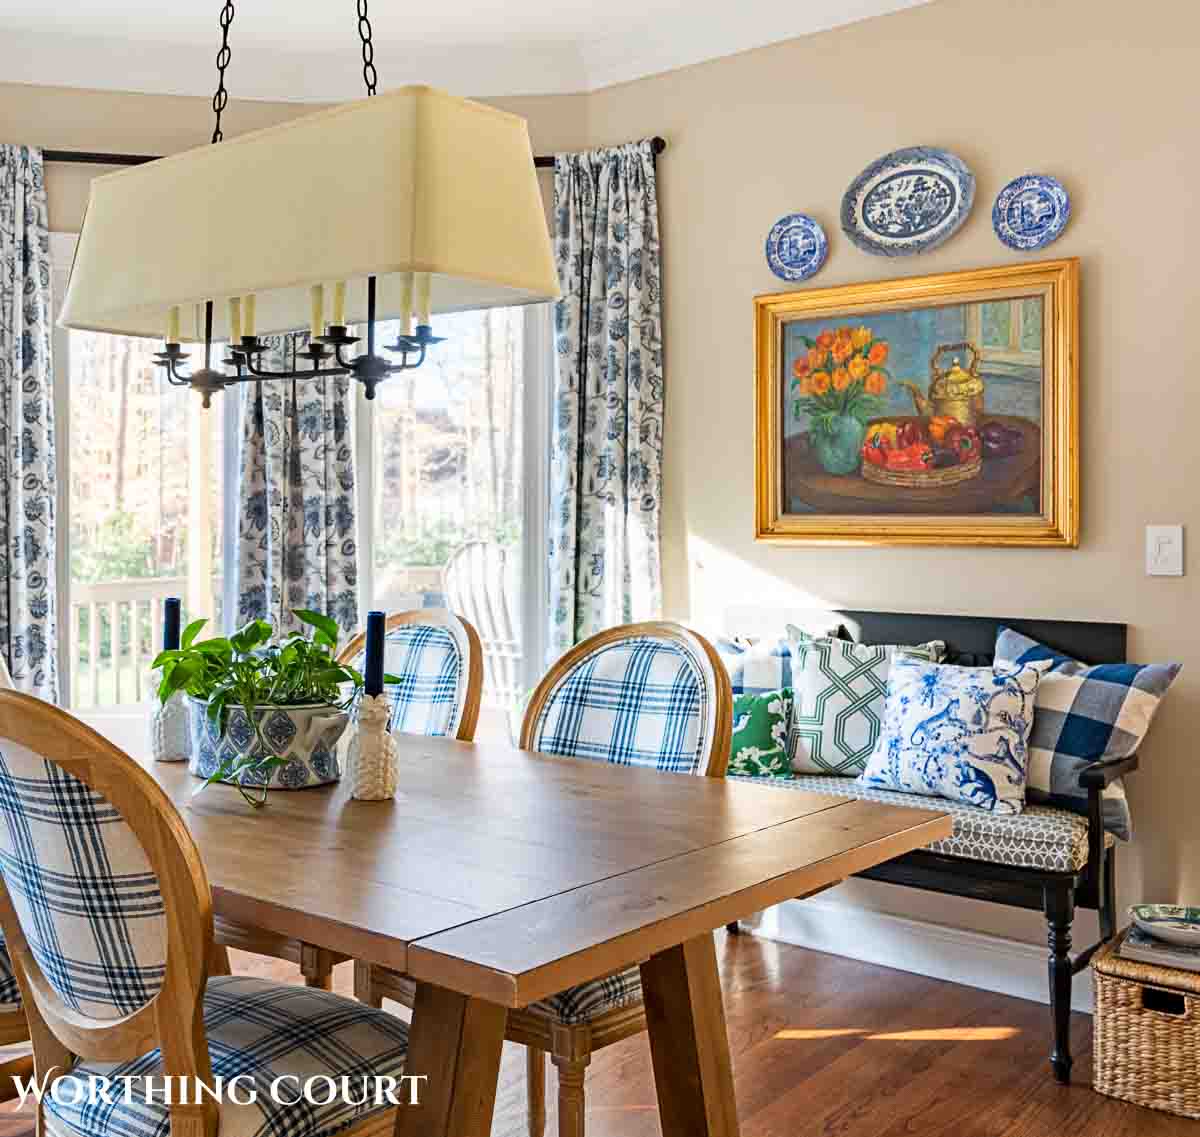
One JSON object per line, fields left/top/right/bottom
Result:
{"left": 51, "top": 232, "right": 551, "bottom": 716}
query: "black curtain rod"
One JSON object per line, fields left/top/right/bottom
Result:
{"left": 43, "top": 137, "right": 666, "bottom": 170}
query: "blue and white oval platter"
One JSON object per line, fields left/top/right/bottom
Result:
{"left": 992, "top": 173, "right": 1071, "bottom": 251}
{"left": 1130, "top": 904, "right": 1200, "bottom": 948}
{"left": 765, "top": 213, "right": 828, "bottom": 281}
{"left": 841, "top": 146, "right": 975, "bottom": 257}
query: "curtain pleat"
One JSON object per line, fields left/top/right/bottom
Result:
{"left": 234, "top": 334, "right": 359, "bottom": 639}
{"left": 548, "top": 139, "right": 664, "bottom": 657}
{"left": 0, "top": 145, "right": 57, "bottom": 701}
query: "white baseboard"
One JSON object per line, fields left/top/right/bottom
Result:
{"left": 750, "top": 897, "right": 1094, "bottom": 1014}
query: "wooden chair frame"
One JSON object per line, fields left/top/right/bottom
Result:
{"left": 0, "top": 691, "right": 402, "bottom": 1137}
{"left": 356, "top": 621, "right": 733, "bottom": 1137}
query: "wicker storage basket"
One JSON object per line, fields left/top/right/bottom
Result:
{"left": 1093, "top": 928, "right": 1200, "bottom": 1119}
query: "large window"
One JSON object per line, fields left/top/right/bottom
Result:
{"left": 51, "top": 235, "right": 549, "bottom": 741}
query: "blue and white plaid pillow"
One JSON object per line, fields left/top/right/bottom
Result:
{"left": 995, "top": 628, "right": 1181, "bottom": 840}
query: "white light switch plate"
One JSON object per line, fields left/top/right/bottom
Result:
{"left": 1146, "top": 525, "right": 1184, "bottom": 576}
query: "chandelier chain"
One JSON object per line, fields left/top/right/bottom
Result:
{"left": 357, "top": 0, "right": 378, "bottom": 96}
{"left": 211, "top": 0, "right": 236, "bottom": 143}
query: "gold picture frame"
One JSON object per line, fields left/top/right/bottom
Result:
{"left": 755, "top": 258, "right": 1079, "bottom": 546}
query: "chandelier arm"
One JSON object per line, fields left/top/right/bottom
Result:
{"left": 210, "top": 0, "right": 236, "bottom": 143}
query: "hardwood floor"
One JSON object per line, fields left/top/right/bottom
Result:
{"left": 0, "top": 932, "right": 1187, "bottom": 1136}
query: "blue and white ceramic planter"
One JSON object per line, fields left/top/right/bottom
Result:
{"left": 186, "top": 697, "right": 349, "bottom": 789}
{"left": 841, "top": 146, "right": 975, "bottom": 257}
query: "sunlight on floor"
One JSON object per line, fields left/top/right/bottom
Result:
{"left": 775, "top": 1026, "right": 1021, "bottom": 1042}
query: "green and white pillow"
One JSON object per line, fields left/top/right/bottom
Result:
{"left": 729, "top": 688, "right": 794, "bottom": 777}
{"left": 785, "top": 630, "right": 946, "bottom": 776}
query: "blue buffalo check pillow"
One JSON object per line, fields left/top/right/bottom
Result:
{"left": 994, "top": 628, "right": 1182, "bottom": 840}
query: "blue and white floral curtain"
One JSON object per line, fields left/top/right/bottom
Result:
{"left": 0, "top": 146, "right": 57, "bottom": 701}
{"left": 235, "top": 334, "right": 359, "bottom": 639}
{"left": 549, "top": 140, "right": 664, "bottom": 655}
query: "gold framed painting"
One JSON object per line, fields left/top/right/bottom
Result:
{"left": 754, "top": 258, "right": 1079, "bottom": 546}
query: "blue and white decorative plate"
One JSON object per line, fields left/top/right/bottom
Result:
{"left": 765, "top": 213, "right": 828, "bottom": 282}
{"left": 1130, "top": 905, "right": 1200, "bottom": 948}
{"left": 992, "top": 173, "right": 1071, "bottom": 251}
{"left": 841, "top": 146, "right": 975, "bottom": 257}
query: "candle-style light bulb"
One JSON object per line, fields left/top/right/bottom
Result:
{"left": 166, "top": 306, "right": 181, "bottom": 344}
{"left": 415, "top": 273, "right": 432, "bottom": 327}
{"left": 243, "top": 294, "right": 257, "bottom": 337}
{"left": 227, "top": 296, "right": 242, "bottom": 345}
{"left": 332, "top": 281, "right": 347, "bottom": 327}
{"left": 310, "top": 283, "right": 325, "bottom": 339}
{"left": 399, "top": 273, "right": 414, "bottom": 336}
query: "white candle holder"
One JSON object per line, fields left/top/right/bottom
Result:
{"left": 150, "top": 689, "right": 191, "bottom": 762}
{"left": 348, "top": 693, "right": 397, "bottom": 800}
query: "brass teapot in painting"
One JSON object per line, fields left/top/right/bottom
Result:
{"left": 902, "top": 341, "right": 985, "bottom": 428}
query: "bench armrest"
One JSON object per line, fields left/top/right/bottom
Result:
{"left": 1078, "top": 754, "right": 1139, "bottom": 791}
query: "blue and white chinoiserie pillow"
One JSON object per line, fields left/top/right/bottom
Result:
{"left": 715, "top": 623, "right": 838, "bottom": 696}
{"left": 785, "top": 630, "right": 946, "bottom": 776}
{"left": 994, "top": 628, "right": 1182, "bottom": 841}
{"left": 859, "top": 656, "right": 1052, "bottom": 814}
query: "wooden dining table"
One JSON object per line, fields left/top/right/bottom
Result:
{"left": 142, "top": 733, "right": 951, "bottom": 1137}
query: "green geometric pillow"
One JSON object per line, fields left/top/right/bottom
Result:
{"left": 729, "top": 688, "right": 794, "bottom": 777}
{"left": 786, "top": 633, "right": 945, "bottom": 776}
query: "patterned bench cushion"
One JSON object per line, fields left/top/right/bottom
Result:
{"left": 527, "top": 965, "right": 643, "bottom": 1025}
{"left": 45, "top": 975, "right": 408, "bottom": 1137}
{"left": 731, "top": 774, "right": 1111, "bottom": 873}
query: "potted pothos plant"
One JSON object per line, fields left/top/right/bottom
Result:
{"left": 153, "top": 609, "right": 391, "bottom": 808}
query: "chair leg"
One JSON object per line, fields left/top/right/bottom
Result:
{"left": 300, "top": 944, "right": 334, "bottom": 990}
{"left": 526, "top": 1046, "right": 547, "bottom": 1137}
{"left": 550, "top": 1023, "right": 592, "bottom": 1137}
{"left": 1043, "top": 883, "right": 1075, "bottom": 1084}
{"left": 208, "top": 943, "right": 233, "bottom": 977}
{"left": 354, "top": 959, "right": 383, "bottom": 1007}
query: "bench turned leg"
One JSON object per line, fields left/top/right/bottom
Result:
{"left": 1044, "top": 884, "right": 1075, "bottom": 1084}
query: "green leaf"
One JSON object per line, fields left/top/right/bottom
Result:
{"left": 181, "top": 618, "right": 208, "bottom": 649}
{"left": 294, "top": 609, "right": 340, "bottom": 649}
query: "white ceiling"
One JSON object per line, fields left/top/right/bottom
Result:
{"left": 0, "top": 0, "right": 931, "bottom": 99}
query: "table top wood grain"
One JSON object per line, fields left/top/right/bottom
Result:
{"left": 143, "top": 735, "right": 951, "bottom": 1006}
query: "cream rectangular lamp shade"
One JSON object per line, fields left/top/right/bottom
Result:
{"left": 60, "top": 85, "right": 560, "bottom": 341}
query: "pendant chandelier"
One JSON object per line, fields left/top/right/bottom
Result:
{"left": 59, "top": 0, "right": 559, "bottom": 407}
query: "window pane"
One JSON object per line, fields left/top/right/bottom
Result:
{"left": 980, "top": 302, "right": 1012, "bottom": 349}
{"left": 372, "top": 308, "right": 525, "bottom": 742}
{"left": 1020, "top": 297, "right": 1044, "bottom": 353}
{"left": 67, "top": 332, "right": 224, "bottom": 708}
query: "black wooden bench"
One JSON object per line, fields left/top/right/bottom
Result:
{"left": 727, "top": 609, "right": 1130, "bottom": 1084}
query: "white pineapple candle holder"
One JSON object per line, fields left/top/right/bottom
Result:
{"left": 348, "top": 693, "right": 397, "bottom": 800}
{"left": 150, "top": 688, "right": 191, "bottom": 762}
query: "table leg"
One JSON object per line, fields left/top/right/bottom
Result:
{"left": 395, "top": 980, "right": 507, "bottom": 1137}
{"left": 640, "top": 933, "right": 739, "bottom": 1137}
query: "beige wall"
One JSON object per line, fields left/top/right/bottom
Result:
{"left": 584, "top": 0, "right": 1199, "bottom": 942}
{"left": 3, "top": 0, "right": 1196, "bottom": 948}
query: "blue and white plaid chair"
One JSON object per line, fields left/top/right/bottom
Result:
{"left": 0, "top": 690, "right": 410, "bottom": 1137}
{"left": 338, "top": 609, "right": 483, "bottom": 740}
{"left": 516, "top": 622, "right": 732, "bottom": 1137}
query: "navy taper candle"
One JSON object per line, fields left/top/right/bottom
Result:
{"left": 163, "top": 597, "right": 182, "bottom": 651}
{"left": 364, "top": 611, "right": 385, "bottom": 698}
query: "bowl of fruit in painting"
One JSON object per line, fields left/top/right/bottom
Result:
{"left": 860, "top": 414, "right": 1023, "bottom": 487}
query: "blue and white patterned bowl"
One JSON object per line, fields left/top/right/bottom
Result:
{"left": 992, "top": 173, "right": 1071, "bottom": 251}
{"left": 186, "top": 697, "right": 348, "bottom": 789}
{"left": 1130, "top": 904, "right": 1200, "bottom": 948}
{"left": 841, "top": 146, "right": 975, "bottom": 257}
{"left": 765, "top": 213, "right": 828, "bottom": 281}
